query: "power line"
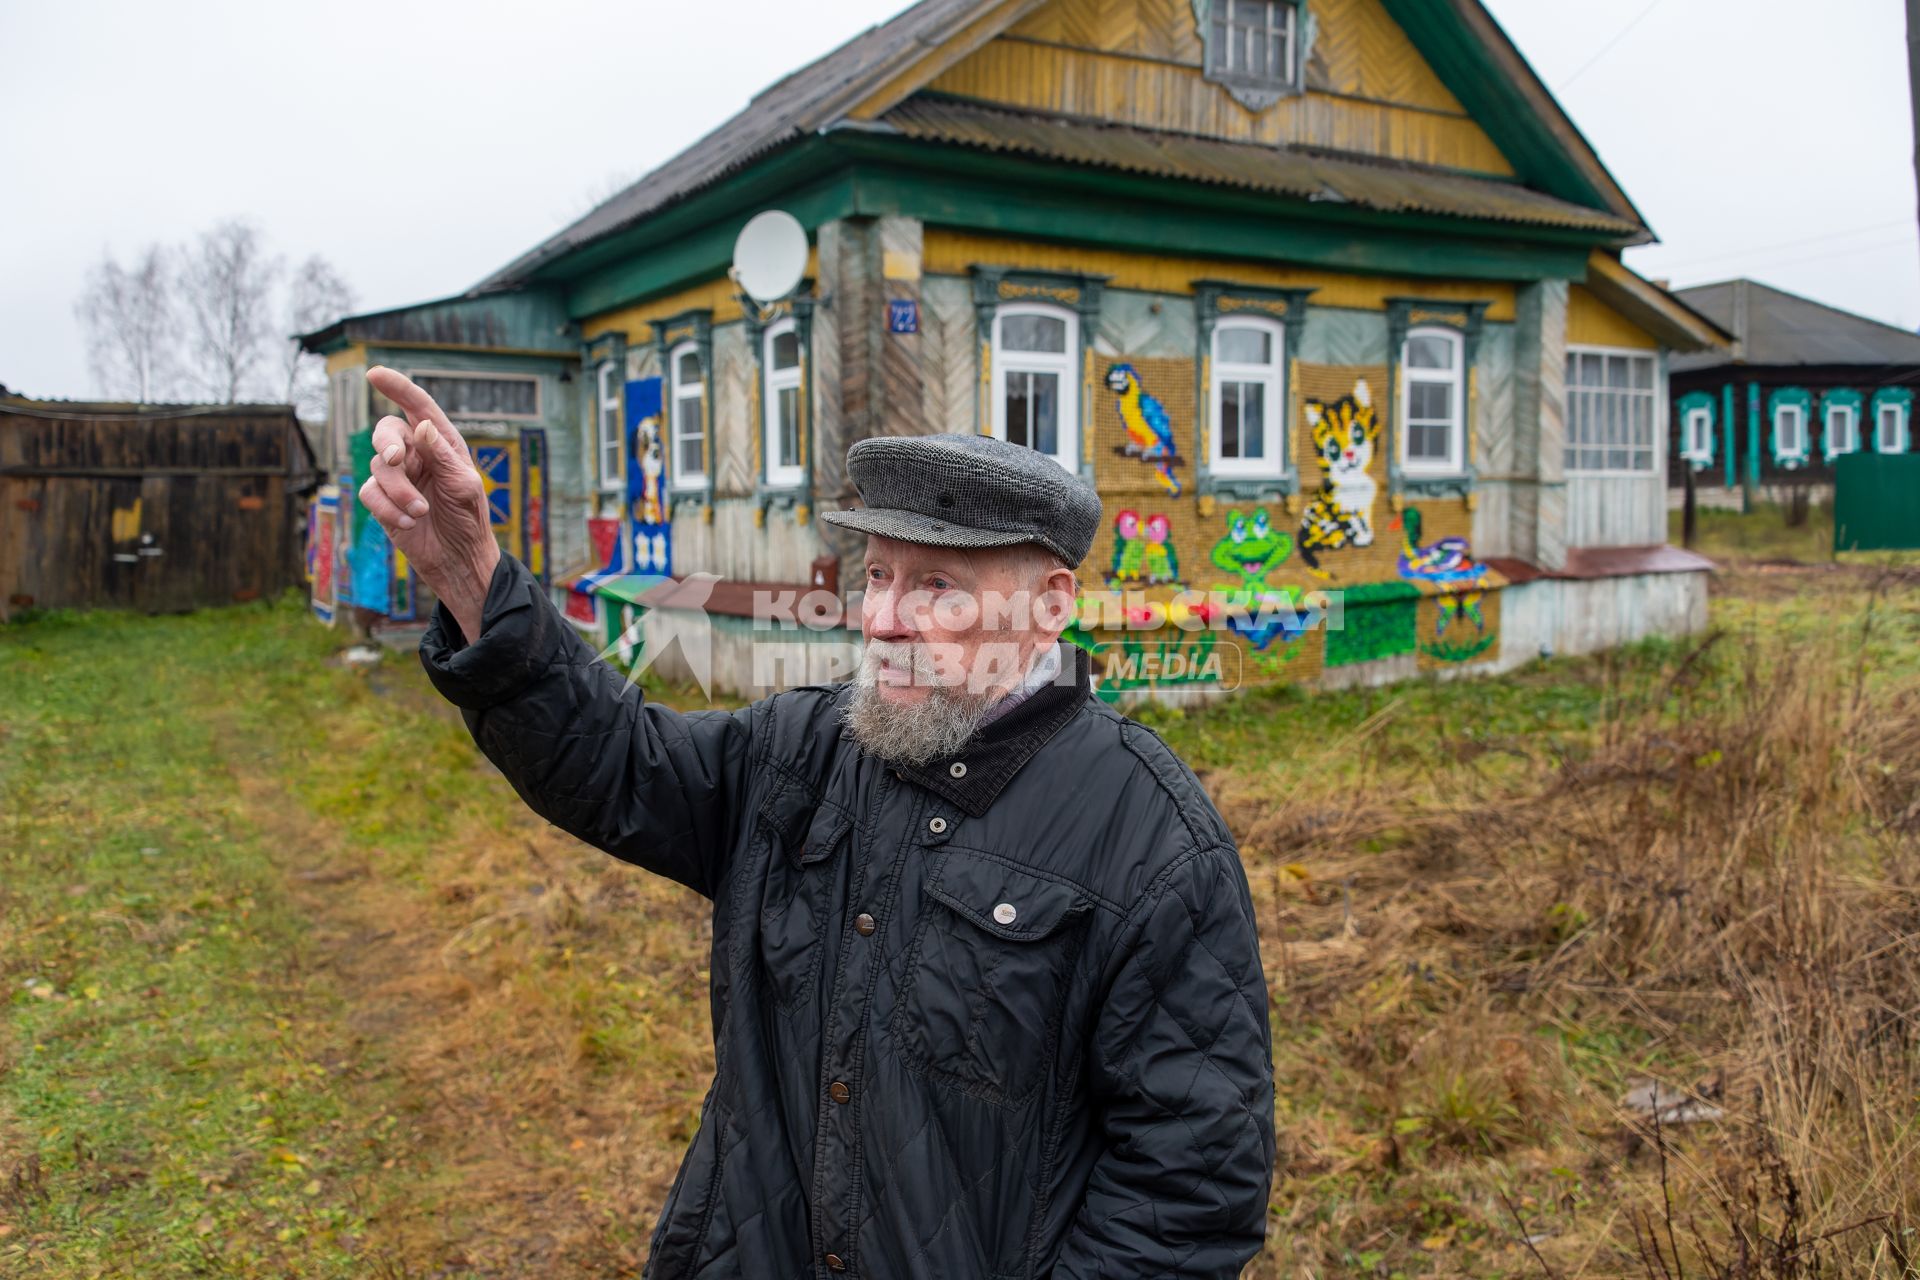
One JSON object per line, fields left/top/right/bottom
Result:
{"left": 1557, "top": 0, "right": 1668, "bottom": 91}
{"left": 1666, "top": 237, "right": 1919, "bottom": 284}
{"left": 1648, "top": 220, "right": 1916, "bottom": 273}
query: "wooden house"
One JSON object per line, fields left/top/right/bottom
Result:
{"left": 1666, "top": 278, "right": 1920, "bottom": 508}
{"left": 309, "top": 0, "right": 1732, "bottom": 696}
{"left": 297, "top": 293, "right": 585, "bottom": 631}
{"left": 0, "top": 389, "right": 317, "bottom": 620}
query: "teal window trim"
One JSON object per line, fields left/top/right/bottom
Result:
{"left": 1675, "top": 390, "right": 1715, "bottom": 469}
{"left": 741, "top": 288, "right": 817, "bottom": 517}
{"left": 1871, "top": 386, "right": 1913, "bottom": 453}
{"left": 1386, "top": 297, "right": 1489, "bottom": 501}
{"left": 1193, "top": 281, "right": 1314, "bottom": 504}
{"left": 971, "top": 266, "right": 1107, "bottom": 485}
{"left": 1820, "top": 388, "right": 1864, "bottom": 462}
{"left": 654, "top": 309, "right": 714, "bottom": 515}
{"left": 1767, "top": 386, "right": 1813, "bottom": 470}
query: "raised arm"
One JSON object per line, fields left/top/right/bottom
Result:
{"left": 358, "top": 367, "right": 751, "bottom": 897}
{"left": 1050, "top": 846, "right": 1276, "bottom": 1279}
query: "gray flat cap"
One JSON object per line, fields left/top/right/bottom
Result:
{"left": 821, "top": 433, "right": 1103, "bottom": 567}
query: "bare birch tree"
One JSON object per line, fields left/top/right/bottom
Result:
{"left": 279, "top": 256, "right": 357, "bottom": 420}
{"left": 73, "top": 244, "right": 178, "bottom": 402}
{"left": 178, "top": 220, "right": 281, "bottom": 402}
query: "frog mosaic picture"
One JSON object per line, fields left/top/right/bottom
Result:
{"left": 1071, "top": 355, "right": 1503, "bottom": 694}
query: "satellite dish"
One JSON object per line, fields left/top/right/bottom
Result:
{"left": 732, "top": 210, "right": 808, "bottom": 303}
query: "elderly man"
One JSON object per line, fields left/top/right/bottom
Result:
{"left": 359, "top": 366, "right": 1274, "bottom": 1279}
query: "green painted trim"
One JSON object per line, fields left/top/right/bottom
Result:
{"left": 1746, "top": 382, "right": 1761, "bottom": 495}
{"left": 566, "top": 170, "right": 863, "bottom": 319}
{"left": 1871, "top": 386, "right": 1913, "bottom": 453}
{"left": 1675, "top": 389, "right": 1715, "bottom": 471}
{"left": 1766, "top": 386, "right": 1813, "bottom": 470}
{"left": 552, "top": 136, "right": 1613, "bottom": 322}
{"left": 1721, "top": 382, "right": 1735, "bottom": 489}
{"left": 1820, "top": 387, "right": 1863, "bottom": 462}
{"left": 1377, "top": 0, "right": 1638, "bottom": 226}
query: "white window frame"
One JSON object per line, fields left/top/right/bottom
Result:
{"left": 1207, "top": 0, "right": 1297, "bottom": 88}
{"left": 1564, "top": 345, "right": 1660, "bottom": 476}
{"left": 594, "top": 361, "right": 623, "bottom": 493}
{"left": 1825, "top": 402, "right": 1858, "bottom": 457}
{"left": 1774, "top": 402, "right": 1807, "bottom": 460}
{"left": 1399, "top": 325, "right": 1465, "bottom": 476}
{"left": 407, "top": 368, "right": 543, "bottom": 422}
{"left": 1681, "top": 405, "right": 1714, "bottom": 464}
{"left": 763, "top": 318, "right": 804, "bottom": 489}
{"left": 990, "top": 303, "right": 1080, "bottom": 471}
{"left": 1209, "top": 317, "right": 1285, "bottom": 479}
{"left": 1877, "top": 401, "right": 1910, "bottom": 453}
{"left": 668, "top": 341, "right": 706, "bottom": 491}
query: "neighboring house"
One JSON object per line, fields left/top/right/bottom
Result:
{"left": 0, "top": 388, "right": 317, "bottom": 620}
{"left": 1667, "top": 278, "right": 1920, "bottom": 507}
{"left": 298, "top": 294, "right": 585, "bottom": 633}
{"left": 305, "top": 0, "right": 1732, "bottom": 697}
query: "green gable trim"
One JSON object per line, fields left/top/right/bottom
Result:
{"left": 1377, "top": 0, "right": 1631, "bottom": 223}
{"left": 559, "top": 138, "right": 1605, "bottom": 322}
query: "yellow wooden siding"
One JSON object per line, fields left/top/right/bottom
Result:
{"left": 1566, "top": 284, "right": 1657, "bottom": 350}
{"left": 929, "top": 0, "right": 1509, "bottom": 174}
{"left": 1008, "top": 0, "right": 1465, "bottom": 112}
{"left": 922, "top": 229, "right": 1517, "bottom": 319}
{"left": 324, "top": 344, "right": 367, "bottom": 375}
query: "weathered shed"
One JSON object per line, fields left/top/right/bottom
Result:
{"left": 0, "top": 390, "right": 318, "bottom": 620}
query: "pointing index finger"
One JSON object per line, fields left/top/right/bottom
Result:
{"left": 366, "top": 365, "right": 472, "bottom": 474}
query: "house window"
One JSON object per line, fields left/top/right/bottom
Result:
{"left": 992, "top": 304, "right": 1079, "bottom": 470}
{"left": 1681, "top": 406, "right": 1714, "bottom": 464}
{"left": 1826, "top": 402, "right": 1858, "bottom": 456}
{"left": 411, "top": 371, "right": 539, "bottom": 420}
{"left": 1774, "top": 403, "right": 1807, "bottom": 460}
{"left": 1877, "top": 400, "right": 1910, "bottom": 453}
{"left": 1401, "top": 327, "right": 1465, "bottom": 473}
{"left": 670, "top": 343, "right": 706, "bottom": 487}
{"left": 1204, "top": 0, "right": 1298, "bottom": 97}
{"left": 763, "top": 319, "right": 803, "bottom": 488}
{"left": 1210, "top": 318, "right": 1284, "bottom": 477}
{"left": 595, "top": 361, "right": 622, "bottom": 492}
{"left": 1565, "top": 348, "right": 1657, "bottom": 473}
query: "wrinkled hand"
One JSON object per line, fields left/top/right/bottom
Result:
{"left": 358, "top": 366, "right": 501, "bottom": 641}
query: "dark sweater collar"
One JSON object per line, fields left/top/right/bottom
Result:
{"left": 880, "top": 641, "right": 1092, "bottom": 817}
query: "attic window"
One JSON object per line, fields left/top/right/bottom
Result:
{"left": 1199, "top": 0, "right": 1300, "bottom": 110}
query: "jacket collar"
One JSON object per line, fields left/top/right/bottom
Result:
{"left": 845, "top": 641, "right": 1093, "bottom": 818}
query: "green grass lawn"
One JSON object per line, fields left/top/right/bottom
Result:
{"left": 4, "top": 527, "right": 1918, "bottom": 1278}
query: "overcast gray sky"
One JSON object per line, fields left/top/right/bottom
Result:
{"left": 3, "top": 0, "right": 1914, "bottom": 400}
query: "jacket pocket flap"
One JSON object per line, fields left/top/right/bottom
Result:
{"left": 758, "top": 783, "right": 851, "bottom": 866}
{"left": 927, "top": 849, "right": 1090, "bottom": 941}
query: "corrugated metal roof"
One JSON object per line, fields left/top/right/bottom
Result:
{"left": 477, "top": 0, "right": 1015, "bottom": 291}
{"left": 1671, "top": 279, "right": 1920, "bottom": 371}
{"left": 875, "top": 97, "right": 1640, "bottom": 235}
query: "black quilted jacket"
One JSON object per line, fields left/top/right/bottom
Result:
{"left": 419, "top": 552, "right": 1276, "bottom": 1279}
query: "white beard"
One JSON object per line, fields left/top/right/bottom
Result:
{"left": 840, "top": 641, "right": 996, "bottom": 767}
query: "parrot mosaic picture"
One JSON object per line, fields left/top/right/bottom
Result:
{"left": 1075, "top": 355, "right": 1503, "bottom": 694}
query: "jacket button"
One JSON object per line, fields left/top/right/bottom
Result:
{"left": 949, "top": 761, "right": 967, "bottom": 778}
{"left": 993, "top": 902, "right": 1018, "bottom": 925}
{"left": 928, "top": 816, "right": 947, "bottom": 834}
{"left": 854, "top": 912, "right": 876, "bottom": 936}
{"left": 824, "top": 1252, "right": 847, "bottom": 1271}
{"left": 829, "top": 1080, "right": 851, "bottom": 1104}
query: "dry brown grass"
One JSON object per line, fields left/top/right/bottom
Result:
{"left": 1223, "top": 578, "right": 1920, "bottom": 1277}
